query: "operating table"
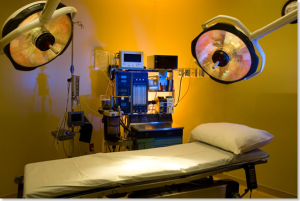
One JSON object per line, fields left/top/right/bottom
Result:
{"left": 19, "top": 140, "right": 270, "bottom": 198}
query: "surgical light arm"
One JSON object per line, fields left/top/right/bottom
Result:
{"left": 200, "top": 9, "right": 297, "bottom": 80}
{"left": 0, "top": 0, "right": 77, "bottom": 54}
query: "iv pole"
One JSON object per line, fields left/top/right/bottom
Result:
{"left": 68, "top": 21, "right": 83, "bottom": 157}
{"left": 70, "top": 20, "right": 75, "bottom": 157}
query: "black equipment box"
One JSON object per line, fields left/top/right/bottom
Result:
{"left": 130, "top": 123, "right": 183, "bottom": 139}
{"left": 128, "top": 114, "right": 184, "bottom": 149}
{"left": 128, "top": 113, "right": 173, "bottom": 124}
{"left": 147, "top": 55, "right": 178, "bottom": 70}
{"left": 128, "top": 114, "right": 183, "bottom": 139}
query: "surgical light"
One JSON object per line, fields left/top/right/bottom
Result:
{"left": 0, "top": 0, "right": 77, "bottom": 71}
{"left": 282, "top": 0, "right": 297, "bottom": 24}
{"left": 191, "top": 5, "right": 297, "bottom": 84}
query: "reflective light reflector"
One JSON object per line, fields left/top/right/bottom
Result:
{"left": 191, "top": 23, "right": 259, "bottom": 84}
{"left": 10, "top": 12, "right": 72, "bottom": 68}
{"left": 2, "top": 2, "right": 73, "bottom": 71}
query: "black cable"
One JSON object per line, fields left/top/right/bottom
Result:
{"left": 57, "top": 82, "right": 71, "bottom": 139}
{"left": 63, "top": 83, "right": 72, "bottom": 158}
{"left": 57, "top": 82, "right": 71, "bottom": 157}
{"left": 250, "top": 189, "right": 252, "bottom": 198}
{"left": 120, "top": 120, "right": 127, "bottom": 129}
{"left": 176, "top": 76, "right": 191, "bottom": 105}
{"left": 61, "top": 129, "right": 71, "bottom": 158}
{"left": 240, "top": 189, "right": 250, "bottom": 198}
{"left": 120, "top": 119, "right": 131, "bottom": 133}
{"left": 62, "top": 140, "right": 71, "bottom": 158}
{"left": 174, "top": 57, "right": 194, "bottom": 107}
{"left": 107, "top": 145, "right": 112, "bottom": 152}
{"left": 174, "top": 75, "right": 183, "bottom": 107}
{"left": 120, "top": 122, "right": 131, "bottom": 138}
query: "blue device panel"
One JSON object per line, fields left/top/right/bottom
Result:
{"left": 116, "top": 71, "right": 131, "bottom": 113}
{"left": 131, "top": 72, "right": 148, "bottom": 113}
{"left": 116, "top": 71, "right": 148, "bottom": 114}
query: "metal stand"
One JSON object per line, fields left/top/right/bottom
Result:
{"left": 104, "top": 140, "right": 133, "bottom": 152}
{"left": 68, "top": 21, "right": 83, "bottom": 157}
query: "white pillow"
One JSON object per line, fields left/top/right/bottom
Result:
{"left": 190, "top": 122, "right": 274, "bottom": 155}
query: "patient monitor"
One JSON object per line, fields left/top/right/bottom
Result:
{"left": 67, "top": 111, "right": 84, "bottom": 127}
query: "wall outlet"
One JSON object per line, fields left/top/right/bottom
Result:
{"left": 197, "top": 68, "right": 205, "bottom": 78}
{"left": 184, "top": 69, "right": 190, "bottom": 77}
{"left": 89, "top": 143, "right": 95, "bottom": 152}
{"left": 178, "top": 69, "right": 183, "bottom": 77}
{"left": 190, "top": 69, "right": 196, "bottom": 77}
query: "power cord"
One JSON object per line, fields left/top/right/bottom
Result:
{"left": 176, "top": 75, "right": 191, "bottom": 106}
{"left": 120, "top": 118, "right": 132, "bottom": 138}
{"left": 62, "top": 137, "right": 71, "bottom": 158}
{"left": 55, "top": 81, "right": 71, "bottom": 150}
{"left": 234, "top": 189, "right": 252, "bottom": 199}
{"left": 174, "top": 74, "right": 183, "bottom": 107}
{"left": 174, "top": 57, "right": 193, "bottom": 107}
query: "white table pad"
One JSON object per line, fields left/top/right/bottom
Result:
{"left": 24, "top": 142, "right": 268, "bottom": 198}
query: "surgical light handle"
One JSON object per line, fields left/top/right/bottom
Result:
{"left": 200, "top": 9, "right": 297, "bottom": 80}
{"left": 202, "top": 15, "right": 252, "bottom": 39}
{"left": 0, "top": 0, "right": 77, "bottom": 54}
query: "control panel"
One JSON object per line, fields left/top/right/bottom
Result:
{"left": 131, "top": 72, "right": 148, "bottom": 113}
{"left": 115, "top": 71, "right": 148, "bottom": 114}
{"left": 115, "top": 71, "right": 131, "bottom": 113}
{"left": 244, "top": 164, "right": 258, "bottom": 190}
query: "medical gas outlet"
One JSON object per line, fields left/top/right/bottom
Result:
{"left": 178, "top": 68, "right": 205, "bottom": 78}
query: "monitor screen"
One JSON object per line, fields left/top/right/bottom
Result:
{"left": 71, "top": 113, "right": 83, "bottom": 122}
{"left": 124, "top": 54, "right": 142, "bottom": 62}
{"left": 68, "top": 111, "right": 84, "bottom": 127}
{"left": 119, "top": 50, "right": 144, "bottom": 69}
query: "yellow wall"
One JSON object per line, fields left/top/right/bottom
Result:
{"left": 0, "top": 0, "right": 297, "bottom": 197}
{"left": 156, "top": 0, "right": 297, "bottom": 195}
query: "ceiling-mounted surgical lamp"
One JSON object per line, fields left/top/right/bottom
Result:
{"left": 191, "top": 4, "right": 297, "bottom": 84}
{"left": 0, "top": 0, "right": 77, "bottom": 71}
